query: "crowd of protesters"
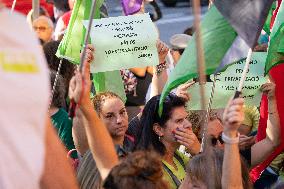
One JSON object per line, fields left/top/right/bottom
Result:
{"left": 1, "top": 0, "right": 284, "bottom": 189}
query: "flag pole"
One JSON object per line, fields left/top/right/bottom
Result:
{"left": 234, "top": 48, "right": 253, "bottom": 98}
{"left": 79, "top": 0, "right": 97, "bottom": 72}
{"left": 192, "top": 0, "right": 208, "bottom": 141}
{"left": 68, "top": 0, "right": 97, "bottom": 118}
{"left": 32, "top": 0, "right": 39, "bottom": 20}
{"left": 192, "top": 1, "right": 215, "bottom": 187}
{"left": 11, "top": 0, "right": 17, "bottom": 13}
{"left": 192, "top": 0, "right": 207, "bottom": 109}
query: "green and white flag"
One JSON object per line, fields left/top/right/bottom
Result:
{"left": 159, "top": 6, "right": 239, "bottom": 112}
{"left": 265, "top": 1, "right": 284, "bottom": 75}
{"left": 56, "top": 0, "right": 126, "bottom": 101}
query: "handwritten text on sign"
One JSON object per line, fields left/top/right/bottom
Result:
{"left": 188, "top": 52, "right": 267, "bottom": 110}
{"left": 83, "top": 13, "right": 159, "bottom": 73}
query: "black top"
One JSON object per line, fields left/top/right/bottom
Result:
{"left": 125, "top": 72, "right": 152, "bottom": 106}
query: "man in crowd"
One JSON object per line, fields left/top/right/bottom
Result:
{"left": 32, "top": 15, "right": 54, "bottom": 44}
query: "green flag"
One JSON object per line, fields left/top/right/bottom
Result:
{"left": 265, "top": 2, "right": 284, "bottom": 75}
{"left": 263, "top": 2, "right": 276, "bottom": 35}
{"left": 56, "top": 0, "right": 104, "bottom": 63}
{"left": 159, "top": 6, "right": 237, "bottom": 113}
{"left": 56, "top": 0, "right": 126, "bottom": 101}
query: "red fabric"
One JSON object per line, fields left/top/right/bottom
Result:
{"left": 2, "top": 0, "right": 54, "bottom": 17}
{"left": 250, "top": 64, "right": 284, "bottom": 182}
{"left": 61, "top": 10, "right": 72, "bottom": 27}
{"left": 250, "top": 0, "right": 284, "bottom": 181}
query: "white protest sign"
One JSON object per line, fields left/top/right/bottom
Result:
{"left": 83, "top": 13, "right": 159, "bottom": 73}
{"left": 188, "top": 52, "right": 268, "bottom": 110}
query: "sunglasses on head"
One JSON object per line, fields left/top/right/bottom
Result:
{"left": 211, "top": 134, "right": 224, "bottom": 146}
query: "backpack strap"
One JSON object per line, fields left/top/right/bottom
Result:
{"left": 162, "top": 153, "right": 185, "bottom": 188}
{"left": 174, "top": 152, "right": 186, "bottom": 169}
{"left": 162, "top": 163, "right": 181, "bottom": 188}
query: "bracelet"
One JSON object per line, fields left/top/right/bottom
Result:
{"left": 155, "top": 61, "right": 167, "bottom": 76}
{"left": 222, "top": 132, "right": 240, "bottom": 144}
{"left": 268, "top": 111, "right": 277, "bottom": 114}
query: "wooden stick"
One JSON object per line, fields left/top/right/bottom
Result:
{"left": 11, "top": 0, "right": 17, "bottom": 12}
{"left": 192, "top": 0, "right": 207, "bottom": 111}
{"left": 234, "top": 48, "right": 253, "bottom": 98}
{"left": 79, "top": 0, "right": 97, "bottom": 72}
{"left": 32, "top": 0, "right": 39, "bottom": 20}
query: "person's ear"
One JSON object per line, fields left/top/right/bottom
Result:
{"left": 153, "top": 123, "right": 164, "bottom": 137}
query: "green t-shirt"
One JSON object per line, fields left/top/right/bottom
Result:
{"left": 162, "top": 151, "right": 190, "bottom": 189}
{"left": 51, "top": 108, "right": 76, "bottom": 156}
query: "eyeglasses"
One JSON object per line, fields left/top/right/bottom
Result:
{"left": 33, "top": 26, "right": 48, "bottom": 32}
{"left": 211, "top": 134, "right": 224, "bottom": 146}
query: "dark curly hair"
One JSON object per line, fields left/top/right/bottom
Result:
{"left": 92, "top": 92, "right": 123, "bottom": 115}
{"left": 103, "top": 150, "right": 169, "bottom": 189}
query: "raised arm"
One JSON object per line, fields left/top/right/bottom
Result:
{"left": 251, "top": 82, "right": 280, "bottom": 167}
{"left": 222, "top": 97, "right": 244, "bottom": 189}
{"left": 69, "top": 48, "right": 119, "bottom": 180}
{"left": 151, "top": 40, "right": 170, "bottom": 97}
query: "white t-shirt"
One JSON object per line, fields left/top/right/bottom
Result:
{"left": 0, "top": 8, "right": 50, "bottom": 189}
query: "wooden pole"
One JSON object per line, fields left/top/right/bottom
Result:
{"left": 192, "top": 0, "right": 207, "bottom": 111}
{"left": 32, "top": 0, "right": 40, "bottom": 20}
{"left": 192, "top": 0, "right": 208, "bottom": 148}
{"left": 234, "top": 48, "right": 253, "bottom": 98}
{"left": 191, "top": 1, "right": 215, "bottom": 188}
{"left": 11, "top": 0, "right": 17, "bottom": 12}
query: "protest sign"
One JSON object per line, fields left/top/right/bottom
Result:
{"left": 188, "top": 52, "right": 267, "bottom": 110}
{"left": 83, "top": 13, "right": 159, "bottom": 73}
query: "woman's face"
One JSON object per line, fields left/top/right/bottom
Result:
{"left": 100, "top": 97, "right": 129, "bottom": 139}
{"left": 161, "top": 106, "right": 191, "bottom": 144}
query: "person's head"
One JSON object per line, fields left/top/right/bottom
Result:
{"left": 43, "top": 41, "right": 76, "bottom": 93}
{"left": 68, "top": 0, "right": 75, "bottom": 10}
{"left": 169, "top": 34, "right": 191, "bottom": 64}
{"left": 92, "top": 92, "right": 128, "bottom": 140}
{"left": 182, "top": 148, "right": 252, "bottom": 189}
{"left": 27, "top": 7, "right": 51, "bottom": 29}
{"left": 136, "top": 93, "right": 190, "bottom": 155}
{"left": 207, "top": 113, "right": 224, "bottom": 148}
{"left": 32, "top": 16, "right": 54, "bottom": 43}
{"left": 184, "top": 26, "right": 194, "bottom": 36}
{"left": 49, "top": 70, "right": 66, "bottom": 108}
{"left": 103, "top": 150, "right": 169, "bottom": 189}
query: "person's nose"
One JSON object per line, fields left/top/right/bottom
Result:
{"left": 183, "top": 119, "right": 192, "bottom": 129}
{"left": 116, "top": 114, "right": 123, "bottom": 124}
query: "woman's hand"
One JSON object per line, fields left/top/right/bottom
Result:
{"left": 174, "top": 127, "right": 201, "bottom": 155}
{"left": 260, "top": 82, "right": 276, "bottom": 100}
{"left": 69, "top": 45, "right": 94, "bottom": 107}
{"left": 223, "top": 98, "right": 244, "bottom": 137}
{"left": 157, "top": 40, "right": 169, "bottom": 63}
{"left": 175, "top": 81, "right": 195, "bottom": 102}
